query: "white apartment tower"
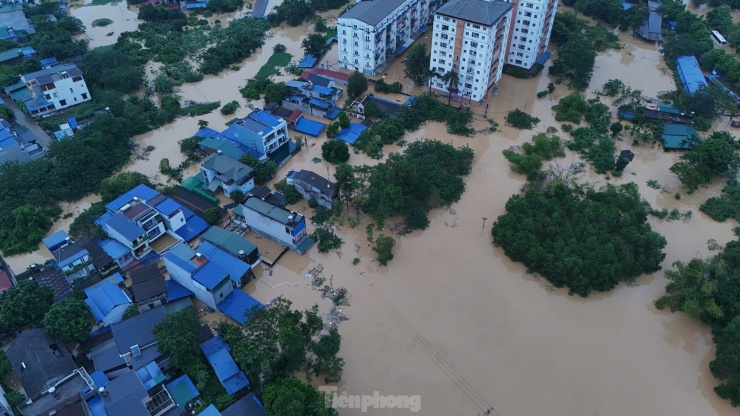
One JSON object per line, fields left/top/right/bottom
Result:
{"left": 429, "top": 0, "right": 513, "bottom": 103}
{"left": 337, "top": 0, "right": 433, "bottom": 75}
{"left": 506, "top": 0, "right": 557, "bottom": 69}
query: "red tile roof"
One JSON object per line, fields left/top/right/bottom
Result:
{"left": 287, "top": 110, "right": 303, "bottom": 123}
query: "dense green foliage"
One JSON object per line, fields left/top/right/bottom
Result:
{"left": 322, "top": 140, "right": 350, "bottom": 164}
{"left": 567, "top": 127, "right": 617, "bottom": 174}
{"left": 311, "top": 227, "right": 343, "bottom": 252}
{"left": 336, "top": 140, "right": 473, "bottom": 230}
{"left": 274, "top": 179, "right": 302, "bottom": 204}
{"left": 218, "top": 297, "right": 344, "bottom": 393}
{"left": 43, "top": 298, "right": 92, "bottom": 344}
{"left": 207, "top": 0, "right": 244, "bottom": 12}
{"left": 503, "top": 133, "right": 565, "bottom": 179}
{"left": 701, "top": 181, "right": 740, "bottom": 222}
{"left": 122, "top": 304, "right": 140, "bottom": 320}
{"left": 505, "top": 109, "right": 540, "bottom": 130}
{"left": 347, "top": 72, "right": 368, "bottom": 98}
{"left": 92, "top": 18, "right": 113, "bottom": 27}
{"left": 100, "top": 172, "right": 154, "bottom": 203}
{"left": 267, "top": 0, "right": 347, "bottom": 27}
{"left": 374, "top": 78, "right": 402, "bottom": 94}
{"left": 326, "top": 122, "right": 340, "bottom": 139}
{"left": 373, "top": 235, "right": 395, "bottom": 266}
{"left": 220, "top": 100, "right": 240, "bottom": 115}
{"left": 549, "top": 33, "right": 596, "bottom": 90}
{"left": 255, "top": 53, "right": 293, "bottom": 80}
{"left": 28, "top": 11, "right": 87, "bottom": 60}
{"left": 302, "top": 33, "right": 326, "bottom": 57}
{"left": 492, "top": 182, "right": 667, "bottom": 297}
{"left": 404, "top": 44, "right": 431, "bottom": 86}
{"left": 670, "top": 137, "right": 740, "bottom": 192}
{"left": 239, "top": 154, "right": 278, "bottom": 184}
{"left": 262, "top": 376, "right": 337, "bottom": 416}
{"left": 205, "top": 207, "right": 222, "bottom": 225}
{"left": 553, "top": 93, "right": 588, "bottom": 123}
{"left": 0, "top": 280, "right": 54, "bottom": 330}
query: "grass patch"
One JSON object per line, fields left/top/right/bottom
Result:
{"left": 92, "top": 18, "right": 113, "bottom": 27}
{"left": 254, "top": 52, "right": 292, "bottom": 81}
{"left": 90, "top": 0, "right": 120, "bottom": 5}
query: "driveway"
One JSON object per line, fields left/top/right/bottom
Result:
{"left": 3, "top": 99, "right": 53, "bottom": 148}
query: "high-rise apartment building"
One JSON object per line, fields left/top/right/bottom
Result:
{"left": 505, "top": 0, "right": 557, "bottom": 69}
{"left": 428, "top": 0, "right": 513, "bottom": 103}
{"left": 337, "top": 0, "right": 433, "bottom": 75}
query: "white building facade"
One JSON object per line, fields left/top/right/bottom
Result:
{"left": 20, "top": 64, "right": 91, "bottom": 113}
{"left": 506, "top": 0, "right": 557, "bottom": 69}
{"left": 338, "top": 0, "right": 433, "bottom": 75}
{"left": 429, "top": 0, "right": 513, "bottom": 103}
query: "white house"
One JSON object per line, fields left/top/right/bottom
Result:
{"left": 20, "top": 64, "right": 91, "bottom": 116}
{"left": 506, "top": 0, "right": 557, "bottom": 69}
{"left": 201, "top": 153, "right": 255, "bottom": 198}
{"left": 337, "top": 0, "right": 432, "bottom": 75}
{"left": 228, "top": 110, "right": 290, "bottom": 161}
{"left": 162, "top": 243, "right": 236, "bottom": 310}
{"left": 429, "top": 0, "right": 513, "bottom": 103}
{"left": 42, "top": 230, "right": 96, "bottom": 282}
{"left": 233, "top": 198, "right": 313, "bottom": 254}
{"left": 286, "top": 169, "right": 337, "bottom": 210}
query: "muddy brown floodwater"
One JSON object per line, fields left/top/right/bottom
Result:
{"left": 5, "top": 9, "right": 740, "bottom": 415}
{"left": 70, "top": 2, "right": 140, "bottom": 49}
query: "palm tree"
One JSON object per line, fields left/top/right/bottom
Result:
{"left": 441, "top": 70, "right": 460, "bottom": 106}
{"left": 425, "top": 68, "right": 442, "bottom": 92}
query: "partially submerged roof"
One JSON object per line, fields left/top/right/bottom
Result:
{"left": 435, "top": 0, "right": 512, "bottom": 26}
{"left": 219, "top": 290, "right": 263, "bottom": 325}
{"left": 676, "top": 56, "right": 708, "bottom": 95}
{"left": 200, "top": 226, "right": 259, "bottom": 259}
{"left": 340, "top": 0, "right": 408, "bottom": 26}
{"left": 6, "top": 329, "right": 76, "bottom": 397}
{"left": 129, "top": 263, "right": 167, "bottom": 302}
{"left": 662, "top": 123, "right": 702, "bottom": 150}
{"left": 202, "top": 153, "right": 254, "bottom": 183}
{"left": 290, "top": 169, "right": 335, "bottom": 197}
{"left": 242, "top": 198, "right": 301, "bottom": 225}
{"left": 200, "top": 335, "right": 250, "bottom": 395}
{"left": 43, "top": 230, "right": 70, "bottom": 251}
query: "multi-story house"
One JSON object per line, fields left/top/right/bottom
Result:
{"left": 429, "top": 0, "right": 513, "bottom": 103}
{"left": 200, "top": 153, "right": 255, "bottom": 198}
{"left": 286, "top": 169, "right": 337, "bottom": 210}
{"left": 20, "top": 63, "right": 91, "bottom": 116}
{"left": 96, "top": 185, "right": 208, "bottom": 261}
{"left": 338, "top": 0, "right": 433, "bottom": 75}
{"left": 43, "top": 230, "right": 96, "bottom": 282}
{"left": 283, "top": 74, "right": 344, "bottom": 119}
{"left": 195, "top": 109, "right": 292, "bottom": 165}
{"left": 233, "top": 198, "right": 313, "bottom": 254}
{"left": 505, "top": 0, "right": 557, "bottom": 69}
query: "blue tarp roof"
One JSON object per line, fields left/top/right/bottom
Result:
{"left": 536, "top": 51, "right": 551, "bottom": 65}
{"left": 105, "top": 213, "right": 146, "bottom": 242}
{"left": 87, "top": 395, "right": 107, "bottom": 416}
{"left": 85, "top": 273, "right": 131, "bottom": 323}
{"left": 105, "top": 184, "right": 160, "bottom": 212}
{"left": 219, "top": 290, "right": 263, "bottom": 325}
{"left": 298, "top": 55, "right": 319, "bottom": 68}
{"left": 165, "top": 279, "right": 194, "bottom": 302}
{"left": 676, "top": 56, "right": 708, "bottom": 95}
{"left": 67, "top": 117, "right": 78, "bottom": 129}
{"left": 195, "top": 127, "right": 223, "bottom": 139}
{"left": 325, "top": 107, "right": 341, "bottom": 119}
{"left": 197, "top": 241, "right": 250, "bottom": 284}
{"left": 201, "top": 335, "right": 250, "bottom": 395}
{"left": 309, "top": 98, "right": 331, "bottom": 109}
{"left": 154, "top": 198, "right": 181, "bottom": 216}
{"left": 294, "top": 117, "right": 326, "bottom": 137}
{"left": 99, "top": 238, "right": 130, "bottom": 260}
{"left": 167, "top": 374, "right": 200, "bottom": 410}
{"left": 622, "top": 2, "right": 633, "bottom": 9}
{"left": 43, "top": 230, "right": 69, "bottom": 251}
{"left": 193, "top": 261, "right": 229, "bottom": 290}
{"left": 312, "top": 84, "right": 333, "bottom": 96}
{"left": 335, "top": 122, "right": 367, "bottom": 145}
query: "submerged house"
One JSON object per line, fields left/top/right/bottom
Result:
{"left": 676, "top": 56, "right": 708, "bottom": 95}
{"left": 43, "top": 230, "right": 96, "bottom": 282}
{"left": 347, "top": 95, "right": 417, "bottom": 120}
{"left": 286, "top": 169, "right": 337, "bottom": 209}
{"left": 662, "top": 124, "right": 702, "bottom": 150}
{"left": 282, "top": 74, "right": 343, "bottom": 119}
{"left": 233, "top": 198, "right": 313, "bottom": 254}
{"left": 635, "top": 1, "right": 662, "bottom": 42}
{"left": 199, "top": 226, "right": 261, "bottom": 270}
{"left": 200, "top": 153, "right": 255, "bottom": 198}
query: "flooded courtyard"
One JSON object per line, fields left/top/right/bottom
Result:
{"left": 4, "top": 8, "right": 740, "bottom": 415}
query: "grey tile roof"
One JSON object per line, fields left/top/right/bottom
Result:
{"left": 111, "top": 306, "right": 166, "bottom": 355}
{"left": 339, "top": 0, "right": 408, "bottom": 26}
{"left": 308, "top": 74, "right": 332, "bottom": 87}
{"left": 221, "top": 393, "right": 268, "bottom": 416}
{"left": 202, "top": 153, "right": 254, "bottom": 183}
{"left": 435, "top": 0, "right": 513, "bottom": 26}
{"left": 103, "top": 370, "right": 150, "bottom": 416}
{"left": 129, "top": 262, "right": 167, "bottom": 302}
{"left": 6, "top": 329, "right": 76, "bottom": 397}
{"left": 292, "top": 169, "right": 335, "bottom": 197}
{"left": 243, "top": 198, "right": 299, "bottom": 225}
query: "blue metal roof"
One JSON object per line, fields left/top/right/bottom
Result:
{"left": 43, "top": 230, "right": 70, "bottom": 251}
{"left": 175, "top": 213, "right": 209, "bottom": 242}
{"left": 219, "top": 290, "right": 263, "bottom": 325}
{"left": 298, "top": 55, "right": 318, "bottom": 68}
{"left": 164, "top": 243, "right": 199, "bottom": 273}
{"left": 165, "top": 279, "right": 194, "bottom": 302}
{"left": 67, "top": 117, "right": 78, "bottom": 129}
{"left": 89, "top": 371, "right": 109, "bottom": 389}
{"left": 197, "top": 241, "right": 250, "bottom": 284}
{"left": 135, "top": 361, "right": 166, "bottom": 390}
{"left": 39, "top": 57, "right": 58, "bottom": 67}
{"left": 312, "top": 84, "right": 333, "bottom": 96}
{"left": 57, "top": 248, "right": 90, "bottom": 269}
{"left": 294, "top": 117, "right": 326, "bottom": 137}
{"left": 308, "top": 98, "right": 331, "bottom": 109}
{"left": 105, "top": 213, "right": 146, "bottom": 242}
{"left": 199, "top": 405, "right": 222, "bottom": 416}
{"left": 195, "top": 127, "right": 224, "bottom": 139}
{"left": 335, "top": 122, "right": 367, "bottom": 145}
{"left": 99, "top": 238, "right": 130, "bottom": 260}
{"left": 201, "top": 335, "right": 250, "bottom": 395}
{"left": 105, "top": 184, "right": 160, "bottom": 212}
{"left": 676, "top": 56, "right": 707, "bottom": 95}
{"left": 193, "top": 261, "right": 229, "bottom": 290}
{"left": 85, "top": 273, "right": 131, "bottom": 323}
{"left": 154, "top": 198, "right": 181, "bottom": 216}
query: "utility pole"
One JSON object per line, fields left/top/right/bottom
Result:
{"left": 481, "top": 217, "right": 488, "bottom": 231}
{"left": 484, "top": 103, "right": 489, "bottom": 118}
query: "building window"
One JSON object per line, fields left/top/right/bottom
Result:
{"left": 464, "top": 83, "right": 472, "bottom": 88}
{"left": 442, "top": 25, "right": 449, "bottom": 30}
{"left": 82, "top": 93, "right": 88, "bottom": 99}
{"left": 439, "top": 59, "right": 446, "bottom": 64}
{"left": 440, "top": 42, "right": 447, "bottom": 48}
{"left": 515, "top": 59, "right": 522, "bottom": 64}
{"left": 60, "top": 99, "right": 67, "bottom": 106}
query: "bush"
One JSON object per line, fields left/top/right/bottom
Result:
{"left": 220, "top": 100, "right": 240, "bottom": 115}
{"left": 274, "top": 179, "right": 302, "bottom": 204}
{"left": 322, "top": 140, "right": 350, "bottom": 164}
{"left": 273, "top": 43, "right": 287, "bottom": 53}
{"left": 92, "top": 18, "right": 113, "bottom": 27}
{"left": 505, "top": 109, "right": 540, "bottom": 130}
{"left": 326, "top": 122, "right": 340, "bottom": 139}
{"left": 553, "top": 93, "right": 588, "bottom": 123}
{"left": 311, "top": 227, "right": 343, "bottom": 252}
{"left": 567, "top": 127, "right": 617, "bottom": 174}
{"left": 374, "top": 235, "right": 395, "bottom": 265}
{"left": 205, "top": 207, "right": 222, "bottom": 225}
{"left": 347, "top": 72, "right": 368, "bottom": 98}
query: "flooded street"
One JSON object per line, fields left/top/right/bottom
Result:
{"left": 3, "top": 8, "right": 739, "bottom": 414}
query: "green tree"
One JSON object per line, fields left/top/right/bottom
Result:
{"left": 0, "top": 280, "right": 54, "bottom": 330}
{"left": 373, "top": 235, "right": 395, "bottom": 266}
{"left": 363, "top": 99, "right": 383, "bottom": 119}
{"left": 302, "top": 33, "right": 326, "bottom": 57}
{"left": 0, "top": 350, "right": 12, "bottom": 378}
{"left": 122, "top": 304, "right": 140, "bottom": 320}
{"left": 549, "top": 34, "right": 596, "bottom": 90}
{"left": 711, "top": 316, "right": 740, "bottom": 406}
{"left": 262, "top": 376, "right": 337, "bottom": 416}
{"left": 322, "top": 140, "right": 350, "bottom": 164}
{"left": 153, "top": 309, "right": 204, "bottom": 372}
{"left": 655, "top": 259, "right": 724, "bottom": 321}
{"left": 205, "top": 207, "right": 222, "bottom": 225}
{"left": 221, "top": 100, "right": 240, "bottom": 115}
{"left": 670, "top": 138, "right": 740, "bottom": 192}
{"left": 230, "top": 189, "right": 245, "bottom": 203}
{"left": 441, "top": 70, "right": 460, "bottom": 106}
{"left": 707, "top": 4, "right": 733, "bottom": 35}
{"left": 99, "top": 172, "right": 154, "bottom": 203}
{"left": 403, "top": 44, "right": 431, "bottom": 86}
{"left": 207, "top": 0, "right": 244, "bottom": 13}
{"left": 153, "top": 74, "right": 174, "bottom": 94}
{"left": 505, "top": 109, "right": 540, "bottom": 129}
{"left": 347, "top": 72, "right": 368, "bottom": 99}
{"left": 239, "top": 154, "right": 277, "bottom": 184}
{"left": 610, "top": 121, "right": 623, "bottom": 136}
{"left": 338, "top": 111, "right": 350, "bottom": 129}
{"left": 274, "top": 43, "right": 287, "bottom": 53}
{"left": 0, "top": 204, "right": 56, "bottom": 256}
{"left": 326, "top": 122, "right": 340, "bottom": 139}
{"left": 264, "top": 82, "right": 289, "bottom": 105}
{"left": 43, "top": 298, "right": 92, "bottom": 344}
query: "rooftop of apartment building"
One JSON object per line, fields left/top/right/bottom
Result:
{"left": 339, "top": 0, "right": 410, "bottom": 26}
{"left": 435, "top": 0, "right": 513, "bottom": 26}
